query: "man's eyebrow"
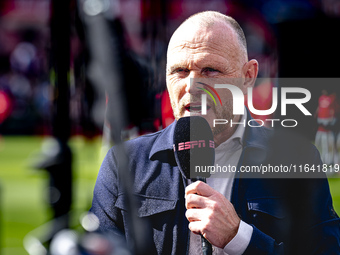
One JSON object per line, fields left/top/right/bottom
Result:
{"left": 167, "top": 64, "right": 187, "bottom": 73}
{"left": 202, "top": 66, "right": 220, "bottom": 70}
{"left": 166, "top": 63, "right": 226, "bottom": 73}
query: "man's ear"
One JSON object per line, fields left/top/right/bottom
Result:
{"left": 242, "top": 59, "right": 258, "bottom": 93}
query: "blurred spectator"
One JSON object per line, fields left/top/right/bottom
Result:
{"left": 315, "top": 90, "right": 337, "bottom": 165}
{"left": 10, "top": 42, "right": 38, "bottom": 75}
{"left": 0, "top": 89, "right": 12, "bottom": 125}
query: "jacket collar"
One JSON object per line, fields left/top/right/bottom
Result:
{"left": 149, "top": 120, "right": 177, "bottom": 161}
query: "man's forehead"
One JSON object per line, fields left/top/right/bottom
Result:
{"left": 167, "top": 21, "right": 239, "bottom": 54}
{"left": 167, "top": 53, "right": 229, "bottom": 70}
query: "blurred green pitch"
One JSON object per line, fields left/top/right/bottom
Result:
{"left": 0, "top": 136, "right": 102, "bottom": 255}
{"left": 0, "top": 136, "right": 340, "bottom": 255}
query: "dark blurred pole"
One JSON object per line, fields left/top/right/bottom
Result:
{"left": 141, "top": 0, "right": 168, "bottom": 94}
{"left": 78, "top": 0, "right": 153, "bottom": 254}
{"left": 51, "top": 2, "right": 71, "bottom": 141}
{"left": 41, "top": 0, "right": 72, "bottom": 235}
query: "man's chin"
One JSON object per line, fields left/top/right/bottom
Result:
{"left": 212, "top": 125, "right": 226, "bottom": 136}
{"left": 176, "top": 111, "right": 203, "bottom": 119}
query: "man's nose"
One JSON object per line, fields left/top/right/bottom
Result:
{"left": 185, "top": 71, "right": 201, "bottom": 94}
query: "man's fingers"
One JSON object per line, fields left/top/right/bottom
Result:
{"left": 185, "top": 193, "right": 208, "bottom": 209}
{"left": 185, "top": 208, "right": 203, "bottom": 222}
{"left": 188, "top": 221, "right": 203, "bottom": 235}
{"left": 185, "top": 183, "right": 241, "bottom": 248}
{"left": 188, "top": 221, "right": 212, "bottom": 242}
{"left": 185, "top": 181, "right": 215, "bottom": 197}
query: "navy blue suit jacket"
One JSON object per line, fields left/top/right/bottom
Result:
{"left": 91, "top": 119, "right": 340, "bottom": 254}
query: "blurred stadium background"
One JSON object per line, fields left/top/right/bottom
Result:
{"left": 0, "top": 0, "right": 340, "bottom": 254}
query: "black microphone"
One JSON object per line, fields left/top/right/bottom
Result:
{"left": 173, "top": 116, "right": 214, "bottom": 255}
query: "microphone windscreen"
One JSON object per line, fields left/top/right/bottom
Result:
{"left": 173, "top": 116, "right": 215, "bottom": 179}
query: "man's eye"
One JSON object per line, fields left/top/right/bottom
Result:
{"left": 202, "top": 68, "right": 220, "bottom": 75}
{"left": 176, "top": 68, "right": 188, "bottom": 73}
{"left": 172, "top": 68, "right": 189, "bottom": 75}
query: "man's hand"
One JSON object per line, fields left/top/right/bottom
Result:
{"left": 185, "top": 181, "right": 240, "bottom": 248}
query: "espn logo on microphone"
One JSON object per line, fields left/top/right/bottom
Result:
{"left": 176, "top": 140, "right": 215, "bottom": 151}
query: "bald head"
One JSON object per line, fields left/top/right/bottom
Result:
{"left": 184, "top": 11, "right": 247, "bottom": 55}
{"left": 168, "top": 11, "right": 248, "bottom": 64}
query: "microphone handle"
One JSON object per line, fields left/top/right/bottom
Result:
{"left": 194, "top": 176, "right": 213, "bottom": 255}
{"left": 201, "top": 234, "right": 213, "bottom": 255}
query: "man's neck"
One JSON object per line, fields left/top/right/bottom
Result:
{"left": 214, "top": 114, "right": 242, "bottom": 147}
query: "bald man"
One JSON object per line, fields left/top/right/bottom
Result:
{"left": 91, "top": 11, "right": 340, "bottom": 254}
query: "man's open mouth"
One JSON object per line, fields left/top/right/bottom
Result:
{"left": 185, "top": 104, "right": 211, "bottom": 113}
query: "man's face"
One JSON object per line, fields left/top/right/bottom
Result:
{"left": 166, "top": 21, "right": 247, "bottom": 136}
